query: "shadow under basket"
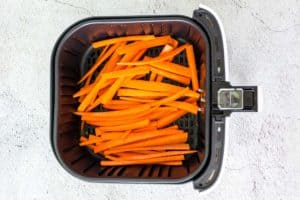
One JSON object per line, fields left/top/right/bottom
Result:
{"left": 50, "top": 8, "right": 258, "bottom": 191}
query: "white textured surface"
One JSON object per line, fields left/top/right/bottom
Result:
{"left": 0, "top": 0, "right": 299, "bottom": 199}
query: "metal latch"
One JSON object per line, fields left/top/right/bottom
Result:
{"left": 217, "top": 88, "right": 243, "bottom": 110}
{"left": 212, "top": 81, "right": 258, "bottom": 114}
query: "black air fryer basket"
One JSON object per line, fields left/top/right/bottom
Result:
{"left": 50, "top": 7, "right": 258, "bottom": 191}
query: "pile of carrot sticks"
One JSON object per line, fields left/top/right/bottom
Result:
{"left": 73, "top": 35, "right": 204, "bottom": 166}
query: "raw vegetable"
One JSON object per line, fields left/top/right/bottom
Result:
{"left": 73, "top": 35, "right": 204, "bottom": 166}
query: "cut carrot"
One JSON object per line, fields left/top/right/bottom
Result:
{"left": 155, "top": 75, "right": 164, "bottom": 82}
{"left": 133, "top": 125, "right": 157, "bottom": 132}
{"left": 109, "top": 150, "right": 196, "bottom": 161}
{"left": 74, "top": 35, "right": 203, "bottom": 167}
{"left": 156, "top": 110, "right": 187, "bottom": 128}
{"left": 100, "top": 155, "right": 184, "bottom": 166}
{"left": 103, "top": 104, "right": 138, "bottom": 110}
{"left": 104, "top": 144, "right": 190, "bottom": 155}
{"left": 116, "top": 36, "right": 177, "bottom": 55}
{"left": 119, "top": 97, "right": 155, "bottom": 103}
{"left": 78, "top": 42, "right": 123, "bottom": 84}
{"left": 73, "top": 84, "right": 95, "bottom": 98}
{"left": 92, "top": 35, "right": 155, "bottom": 48}
{"left": 117, "top": 89, "right": 171, "bottom": 98}
{"left": 166, "top": 101, "right": 199, "bottom": 114}
{"left": 101, "top": 66, "right": 150, "bottom": 80}
{"left": 101, "top": 133, "right": 188, "bottom": 150}
{"left": 97, "top": 119, "right": 150, "bottom": 132}
{"left": 186, "top": 45, "right": 199, "bottom": 91}
{"left": 76, "top": 104, "right": 151, "bottom": 118}
{"left": 77, "top": 78, "right": 107, "bottom": 112}
{"left": 150, "top": 61, "right": 191, "bottom": 77}
{"left": 150, "top": 44, "right": 175, "bottom": 81}
{"left": 94, "top": 130, "right": 186, "bottom": 152}
{"left": 150, "top": 67, "right": 191, "bottom": 85}
{"left": 79, "top": 136, "right": 103, "bottom": 146}
{"left": 121, "top": 80, "right": 200, "bottom": 98}
{"left": 150, "top": 87, "right": 189, "bottom": 107}
{"left": 157, "top": 161, "right": 182, "bottom": 166}
{"left": 80, "top": 107, "right": 158, "bottom": 122}
{"left": 117, "top": 44, "right": 188, "bottom": 66}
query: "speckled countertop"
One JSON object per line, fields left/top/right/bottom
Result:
{"left": 0, "top": 0, "right": 299, "bottom": 199}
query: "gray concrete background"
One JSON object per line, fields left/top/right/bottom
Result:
{"left": 0, "top": 0, "right": 299, "bottom": 199}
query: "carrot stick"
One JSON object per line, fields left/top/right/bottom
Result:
{"left": 80, "top": 107, "right": 158, "bottom": 122}
{"left": 186, "top": 45, "right": 199, "bottom": 91}
{"left": 99, "top": 73, "right": 144, "bottom": 105}
{"left": 155, "top": 75, "right": 164, "bottom": 82}
{"left": 133, "top": 125, "right": 157, "bottom": 132}
{"left": 79, "top": 136, "right": 103, "bottom": 146}
{"left": 98, "top": 132, "right": 188, "bottom": 151}
{"left": 150, "top": 62, "right": 191, "bottom": 77}
{"left": 98, "top": 51, "right": 122, "bottom": 75}
{"left": 79, "top": 87, "right": 186, "bottom": 120}
{"left": 104, "top": 144, "right": 190, "bottom": 155}
{"left": 100, "top": 155, "right": 184, "bottom": 166}
{"left": 78, "top": 42, "right": 123, "bottom": 84}
{"left": 150, "top": 87, "right": 189, "bottom": 107}
{"left": 166, "top": 101, "right": 199, "bottom": 114}
{"left": 116, "top": 36, "right": 177, "bottom": 55}
{"left": 77, "top": 78, "right": 107, "bottom": 112}
{"left": 117, "top": 89, "right": 171, "bottom": 98}
{"left": 102, "top": 104, "right": 138, "bottom": 110}
{"left": 117, "top": 44, "right": 188, "bottom": 66}
{"left": 156, "top": 110, "right": 187, "bottom": 128}
{"left": 94, "top": 130, "right": 186, "bottom": 152}
{"left": 73, "top": 84, "right": 95, "bottom": 98}
{"left": 150, "top": 67, "right": 190, "bottom": 85}
{"left": 97, "top": 119, "right": 150, "bottom": 132}
{"left": 106, "top": 100, "right": 142, "bottom": 105}
{"left": 121, "top": 80, "right": 200, "bottom": 98}
{"left": 92, "top": 35, "right": 155, "bottom": 48}
{"left": 110, "top": 150, "right": 196, "bottom": 161}
{"left": 119, "top": 97, "right": 155, "bottom": 103}
{"left": 152, "top": 44, "right": 176, "bottom": 82}
{"left": 99, "top": 132, "right": 129, "bottom": 140}
{"left": 101, "top": 66, "right": 150, "bottom": 80}
{"left": 76, "top": 103, "right": 152, "bottom": 118}
{"left": 157, "top": 161, "right": 182, "bottom": 166}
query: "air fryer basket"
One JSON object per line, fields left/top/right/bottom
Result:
{"left": 50, "top": 8, "right": 258, "bottom": 191}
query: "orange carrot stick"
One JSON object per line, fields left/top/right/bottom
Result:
{"left": 116, "top": 36, "right": 177, "bottom": 55}
{"left": 97, "top": 132, "right": 188, "bottom": 153}
{"left": 186, "top": 45, "right": 199, "bottom": 91}
{"left": 102, "top": 104, "right": 138, "bottom": 110}
{"left": 150, "top": 61, "right": 191, "bottom": 77}
{"left": 121, "top": 80, "right": 200, "bottom": 98}
{"left": 97, "top": 119, "right": 150, "bottom": 132}
{"left": 156, "top": 110, "right": 187, "bottom": 128}
{"left": 80, "top": 107, "right": 158, "bottom": 122}
{"left": 117, "top": 89, "right": 171, "bottom": 98}
{"left": 109, "top": 150, "right": 196, "bottom": 161}
{"left": 94, "top": 130, "right": 186, "bottom": 152}
{"left": 101, "top": 66, "right": 150, "bottom": 80}
{"left": 117, "top": 44, "right": 188, "bottom": 66}
{"left": 92, "top": 35, "right": 155, "bottom": 48}
{"left": 150, "top": 67, "right": 190, "bottom": 85}
{"left": 73, "top": 84, "right": 95, "bottom": 98}
{"left": 157, "top": 161, "right": 182, "bottom": 166}
{"left": 100, "top": 155, "right": 184, "bottom": 166}
{"left": 119, "top": 97, "right": 155, "bottom": 103}
{"left": 104, "top": 144, "right": 190, "bottom": 155}
{"left": 78, "top": 42, "right": 123, "bottom": 84}
{"left": 166, "top": 101, "right": 199, "bottom": 114}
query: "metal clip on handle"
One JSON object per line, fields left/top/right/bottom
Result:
{"left": 212, "top": 81, "right": 258, "bottom": 116}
